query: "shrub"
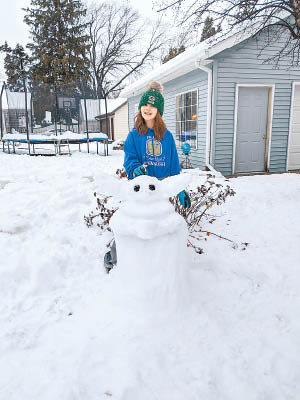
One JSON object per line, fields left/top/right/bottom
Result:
{"left": 84, "top": 169, "right": 241, "bottom": 254}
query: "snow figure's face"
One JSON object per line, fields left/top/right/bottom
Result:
{"left": 110, "top": 174, "right": 191, "bottom": 240}
{"left": 122, "top": 174, "right": 190, "bottom": 205}
{"left": 125, "top": 175, "right": 165, "bottom": 204}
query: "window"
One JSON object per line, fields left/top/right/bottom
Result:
{"left": 175, "top": 89, "right": 198, "bottom": 149}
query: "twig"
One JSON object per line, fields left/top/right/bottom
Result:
{"left": 200, "top": 230, "right": 235, "bottom": 243}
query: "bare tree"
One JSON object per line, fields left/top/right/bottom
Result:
{"left": 86, "top": 2, "right": 165, "bottom": 99}
{"left": 154, "top": 0, "right": 300, "bottom": 66}
{"left": 160, "top": 29, "right": 190, "bottom": 63}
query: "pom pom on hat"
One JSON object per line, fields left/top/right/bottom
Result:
{"left": 148, "top": 81, "right": 163, "bottom": 93}
{"left": 138, "top": 81, "right": 164, "bottom": 116}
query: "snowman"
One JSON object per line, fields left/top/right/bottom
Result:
{"left": 107, "top": 173, "right": 192, "bottom": 308}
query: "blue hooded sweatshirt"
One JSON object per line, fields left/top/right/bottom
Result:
{"left": 123, "top": 127, "right": 181, "bottom": 179}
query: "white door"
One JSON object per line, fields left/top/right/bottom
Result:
{"left": 235, "top": 87, "right": 269, "bottom": 173}
{"left": 288, "top": 84, "right": 300, "bottom": 170}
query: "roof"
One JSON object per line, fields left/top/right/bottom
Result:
{"left": 120, "top": 20, "right": 270, "bottom": 97}
{"left": 80, "top": 98, "right": 127, "bottom": 120}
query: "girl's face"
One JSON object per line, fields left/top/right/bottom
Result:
{"left": 140, "top": 104, "right": 158, "bottom": 121}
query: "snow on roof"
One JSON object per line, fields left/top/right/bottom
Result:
{"left": 120, "top": 19, "right": 272, "bottom": 97}
{"left": 80, "top": 98, "right": 127, "bottom": 120}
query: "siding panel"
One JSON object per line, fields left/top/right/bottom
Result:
{"left": 212, "top": 25, "right": 300, "bottom": 175}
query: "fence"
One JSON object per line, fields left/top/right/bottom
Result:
{"left": 0, "top": 81, "right": 117, "bottom": 141}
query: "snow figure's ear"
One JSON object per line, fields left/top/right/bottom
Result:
{"left": 94, "top": 173, "right": 125, "bottom": 200}
{"left": 161, "top": 173, "right": 192, "bottom": 198}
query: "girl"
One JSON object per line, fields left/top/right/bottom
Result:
{"left": 104, "top": 81, "right": 190, "bottom": 272}
{"left": 124, "top": 81, "right": 182, "bottom": 180}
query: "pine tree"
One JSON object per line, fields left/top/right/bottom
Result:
{"left": 200, "top": 16, "right": 221, "bottom": 42}
{"left": 23, "top": 0, "right": 90, "bottom": 87}
{"left": 30, "top": 82, "right": 55, "bottom": 125}
{"left": 0, "top": 42, "right": 30, "bottom": 91}
{"left": 161, "top": 45, "right": 185, "bottom": 64}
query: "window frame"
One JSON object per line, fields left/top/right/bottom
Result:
{"left": 175, "top": 87, "right": 198, "bottom": 150}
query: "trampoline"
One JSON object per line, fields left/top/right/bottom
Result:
{"left": 1, "top": 135, "right": 109, "bottom": 156}
{"left": 0, "top": 82, "right": 110, "bottom": 157}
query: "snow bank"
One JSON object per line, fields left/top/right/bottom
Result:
{"left": 0, "top": 150, "right": 300, "bottom": 399}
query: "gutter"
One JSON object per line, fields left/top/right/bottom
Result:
{"left": 195, "top": 60, "right": 213, "bottom": 167}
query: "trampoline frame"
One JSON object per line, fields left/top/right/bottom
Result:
{"left": 1, "top": 137, "right": 109, "bottom": 156}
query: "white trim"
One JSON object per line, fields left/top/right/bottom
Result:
{"left": 267, "top": 87, "right": 275, "bottom": 170}
{"left": 175, "top": 88, "right": 199, "bottom": 150}
{"left": 232, "top": 84, "right": 275, "bottom": 174}
{"left": 195, "top": 61, "right": 213, "bottom": 165}
{"left": 232, "top": 85, "right": 240, "bottom": 174}
{"left": 287, "top": 82, "right": 300, "bottom": 171}
{"left": 175, "top": 86, "right": 199, "bottom": 98}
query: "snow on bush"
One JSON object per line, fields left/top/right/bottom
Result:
{"left": 84, "top": 168, "right": 237, "bottom": 254}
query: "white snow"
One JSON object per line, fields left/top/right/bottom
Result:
{"left": 108, "top": 174, "right": 192, "bottom": 309}
{"left": 120, "top": 13, "right": 290, "bottom": 98}
{"left": 0, "top": 149, "right": 300, "bottom": 399}
{"left": 3, "top": 131, "right": 108, "bottom": 140}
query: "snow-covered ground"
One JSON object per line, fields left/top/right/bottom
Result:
{"left": 0, "top": 148, "right": 300, "bottom": 400}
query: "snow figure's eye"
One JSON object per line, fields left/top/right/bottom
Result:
{"left": 134, "top": 185, "right": 140, "bottom": 192}
{"left": 149, "top": 184, "right": 156, "bottom": 191}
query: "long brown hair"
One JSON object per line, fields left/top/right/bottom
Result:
{"left": 134, "top": 110, "right": 166, "bottom": 141}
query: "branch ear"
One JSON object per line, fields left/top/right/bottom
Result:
{"left": 94, "top": 174, "right": 125, "bottom": 200}
{"left": 161, "top": 173, "right": 192, "bottom": 198}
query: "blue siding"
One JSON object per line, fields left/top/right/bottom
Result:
{"left": 127, "top": 69, "right": 208, "bottom": 170}
{"left": 212, "top": 26, "right": 300, "bottom": 175}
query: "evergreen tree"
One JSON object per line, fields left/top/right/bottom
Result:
{"left": 200, "top": 16, "right": 221, "bottom": 42}
{"left": 161, "top": 45, "right": 185, "bottom": 64}
{"left": 0, "top": 42, "right": 30, "bottom": 91}
{"left": 23, "top": 0, "right": 90, "bottom": 87}
{"left": 31, "top": 82, "right": 55, "bottom": 125}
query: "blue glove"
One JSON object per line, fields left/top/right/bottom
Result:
{"left": 133, "top": 165, "right": 149, "bottom": 177}
{"left": 178, "top": 190, "right": 191, "bottom": 209}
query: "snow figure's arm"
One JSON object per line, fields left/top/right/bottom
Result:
{"left": 123, "top": 131, "right": 142, "bottom": 180}
{"left": 169, "top": 131, "right": 181, "bottom": 176}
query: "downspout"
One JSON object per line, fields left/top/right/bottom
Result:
{"left": 195, "top": 60, "right": 214, "bottom": 169}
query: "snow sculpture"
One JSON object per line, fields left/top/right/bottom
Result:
{"left": 109, "top": 174, "right": 191, "bottom": 307}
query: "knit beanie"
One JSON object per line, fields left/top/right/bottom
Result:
{"left": 138, "top": 81, "right": 164, "bottom": 116}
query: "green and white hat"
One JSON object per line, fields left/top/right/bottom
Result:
{"left": 138, "top": 81, "right": 164, "bottom": 116}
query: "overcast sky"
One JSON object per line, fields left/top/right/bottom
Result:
{"left": 0, "top": 0, "right": 160, "bottom": 78}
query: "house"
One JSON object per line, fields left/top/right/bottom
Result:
{"left": 120, "top": 23, "right": 300, "bottom": 176}
{"left": 0, "top": 86, "right": 33, "bottom": 135}
{"left": 80, "top": 98, "right": 127, "bottom": 140}
{"left": 95, "top": 98, "right": 128, "bottom": 141}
